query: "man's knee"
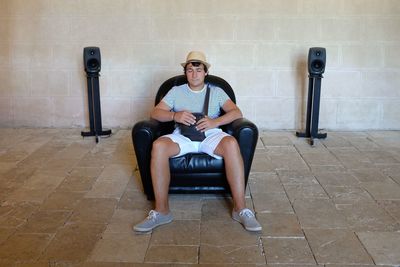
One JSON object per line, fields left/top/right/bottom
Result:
{"left": 217, "top": 136, "right": 239, "bottom": 155}
{"left": 152, "top": 137, "right": 170, "bottom": 154}
{"left": 222, "top": 135, "right": 238, "bottom": 147}
{"left": 152, "top": 137, "right": 178, "bottom": 158}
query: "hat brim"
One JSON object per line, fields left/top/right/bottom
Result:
{"left": 181, "top": 60, "right": 211, "bottom": 69}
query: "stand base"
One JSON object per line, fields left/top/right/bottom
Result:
{"left": 296, "top": 131, "right": 327, "bottom": 146}
{"left": 81, "top": 129, "right": 112, "bottom": 143}
{"left": 295, "top": 131, "right": 327, "bottom": 138}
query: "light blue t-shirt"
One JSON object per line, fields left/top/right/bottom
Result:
{"left": 161, "top": 84, "right": 230, "bottom": 119}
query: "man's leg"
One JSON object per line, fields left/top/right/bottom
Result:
{"left": 213, "top": 135, "right": 262, "bottom": 232}
{"left": 150, "top": 137, "right": 180, "bottom": 213}
{"left": 213, "top": 136, "right": 246, "bottom": 212}
{"left": 133, "top": 137, "right": 180, "bottom": 232}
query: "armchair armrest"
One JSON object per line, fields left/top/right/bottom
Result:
{"left": 132, "top": 119, "right": 174, "bottom": 141}
{"left": 225, "top": 118, "right": 259, "bottom": 181}
{"left": 225, "top": 118, "right": 258, "bottom": 137}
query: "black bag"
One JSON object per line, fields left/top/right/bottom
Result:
{"left": 177, "top": 85, "right": 210, "bottom": 141}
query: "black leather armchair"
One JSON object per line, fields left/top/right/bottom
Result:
{"left": 132, "top": 75, "right": 258, "bottom": 200}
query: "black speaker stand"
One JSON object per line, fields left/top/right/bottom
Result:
{"left": 296, "top": 74, "right": 327, "bottom": 146}
{"left": 81, "top": 72, "right": 111, "bottom": 143}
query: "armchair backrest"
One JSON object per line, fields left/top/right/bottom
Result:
{"left": 155, "top": 75, "right": 236, "bottom": 106}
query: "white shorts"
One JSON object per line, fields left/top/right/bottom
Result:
{"left": 162, "top": 128, "right": 230, "bottom": 159}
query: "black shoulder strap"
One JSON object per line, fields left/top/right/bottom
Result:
{"left": 202, "top": 84, "right": 211, "bottom": 115}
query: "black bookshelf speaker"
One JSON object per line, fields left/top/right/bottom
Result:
{"left": 84, "top": 47, "right": 101, "bottom": 73}
{"left": 308, "top": 47, "right": 326, "bottom": 76}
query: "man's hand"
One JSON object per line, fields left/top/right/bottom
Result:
{"left": 196, "top": 116, "right": 218, "bottom": 132}
{"left": 174, "top": 111, "right": 196, "bottom": 126}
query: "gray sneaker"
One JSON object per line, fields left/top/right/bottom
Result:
{"left": 232, "top": 208, "right": 262, "bottom": 232}
{"left": 133, "top": 210, "right": 173, "bottom": 232}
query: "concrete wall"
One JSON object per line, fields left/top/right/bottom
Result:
{"left": 0, "top": 0, "right": 399, "bottom": 130}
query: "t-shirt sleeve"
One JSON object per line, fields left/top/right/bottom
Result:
{"left": 160, "top": 87, "right": 177, "bottom": 110}
{"left": 216, "top": 87, "right": 231, "bottom": 108}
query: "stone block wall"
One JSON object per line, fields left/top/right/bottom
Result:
{"left": 0, "top": 0, "right": 399, "bottom": 130}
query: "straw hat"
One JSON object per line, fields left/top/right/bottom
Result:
{"left": 181, "top": 51, "right": 211, "bottom": 69}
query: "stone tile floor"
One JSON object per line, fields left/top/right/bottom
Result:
{"left": 0, "top": 128, "right": 400, "bottom": 266}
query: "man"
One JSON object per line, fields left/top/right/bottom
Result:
{"left": 134, "top": 51, "right": 262, "bottom": 232}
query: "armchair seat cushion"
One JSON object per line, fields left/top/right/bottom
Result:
{"left": 170, "top": 153, "right": 224, "bottom": 173}
{"left": 169, "top": 154, "right": 228, "bottom": 192}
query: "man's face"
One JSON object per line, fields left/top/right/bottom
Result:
{"left": 185, "top": 62, "right": 206, "bottom": 90}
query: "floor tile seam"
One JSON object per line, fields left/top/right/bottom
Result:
{"left": 50, "top": 188, "right": 94, "bottom": 195}
{"left": 200, "top": 243, "right": 262, "bottom": 249}
{"left": 16, "top": 149, "right": 60, "bottom": 168}
{"left": 0, "top": 226, "right": 17, "bottom": 247}
{"left": 386, "top": 172, "right": 400, "bottom": 187}
{"left": 149, "top": 244, "right": 199, "bottom": 247}
{"left": 52, "top": 209, "right": 75, "bottom": 232}
{"left": 263, "top": 237, "right": 314, "bottom": 265}
{"left": 18, "top": 210, "right": 75, "bottom": 233}
{"left": 365, "top": 135, "right": 381, "bottom": 147}
{"left": 0, "top": 230, "right": 56, "bottom": 262}
{"left": 65, "top": 219, "right": 114, "bottom": 227}
{"left": 353, "top": 231, "right": 377, "bottom": 265}
{"left": 372, "top": 203, "right": 400, "bottom": 226}
{"left": 273, "top": 174, "right": 311, "bottom": 243}
{"left": 315, "top": 182, "right": 370, "bottom": 205}
{"left": 322, "top": 138, "right": 360, "bottom": 169}
{"left": 299, "top": 227, "right": 319, "bottom": 266}
{"left": 145, "top": 246, "right": 200, "bottom": 264}
{"left": 358, "top": 182, "right": 400, "bottom": 216}
{"left": 30, "top": 231, "right": 58, "bottom": 263}
{"left": 4, "top": 164, "right": 66, "bottom": 192}
{"left": 353, "top": 182, "right": 381, "bottom": 208}
{"left": 303, "top": 178, "right": 337, "bottom": 205}
{"left": 144, "top": 259, "right": 198, "bottom": 265}
{"left": 262, "top": 236, "right": 306, "bottom": 239}
{"left": 301, "top": 227, "right": 351, "bottom": 231}
{"left": 37, "top": 136, "right": 80, "bottom": 159}
{"left": 373, "top": 163, "right": 400, "bottom": 171}
{"left": 257, "top": 211, "right": 296, "bottom": 215}
{"left": 375, "top": 201, "right": 400, "bottom": 225}
{"left": 59, "top": 221, "right": 111, "bottom": 228}
{"left": 1, "top": 204, "right": 42, "bottom": 234}
{"left": 197, "top": 208, "right": 203, "bottom": 264}
{"left": 1, "top": 144, "right": 40, "bottom": 165}
{"left": 291, "top": 143, "right": 315, "bottom": 173}
{"left": 248, "top": 180, "right": 267, "bottom": 265}
{"left": 257, "top": 235, "right": 267, "bottom": 264}
{"left": 33, "top": 162, "right": 80, "bottom": 181}
{"left": 275, "top": 170, "right": 306, "bottom": 223}
{"left": 214, "top": 241, "right": 264, "bottom": 258}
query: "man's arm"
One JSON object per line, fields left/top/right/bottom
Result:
{"left": 151, "top": 101, "right": 175, "bottom": 122}
{"left": 197, "top": 99, "right": 243, "bottom": 131}
{"left": 213, "top": 99, "right": 243, "bottom": 127}
{"left": 151, "top": 101, "right": 196, "bottom": 126}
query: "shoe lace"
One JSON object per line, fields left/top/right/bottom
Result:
{"left": 147, "top": 210, "right": 159, "bottom": 221}
{"left": 239, "top": 208, "right": 255, "bottom": 218}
